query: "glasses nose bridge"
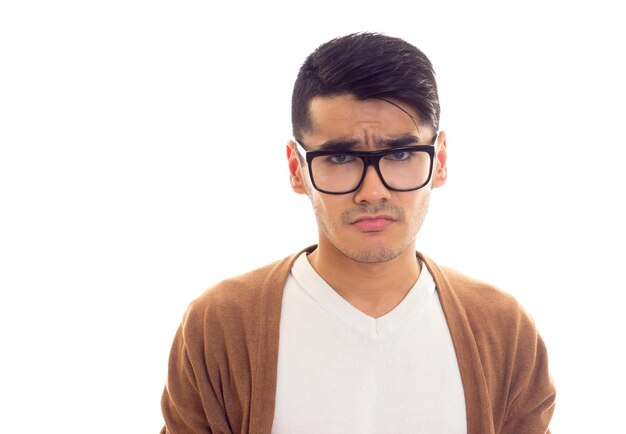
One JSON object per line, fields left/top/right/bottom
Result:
{"left": 360, "top": 154, "right": 383, "bottom": 171}
{"left": 357, "top": 154, "right": 387, "bottom": 189}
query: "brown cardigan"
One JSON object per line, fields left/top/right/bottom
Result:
{"left": 161, "top": 247, "right": 555, "bottom": 433}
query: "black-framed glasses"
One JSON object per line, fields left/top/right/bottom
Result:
{"left": 294, "top": 133, "right": 438, "bottom": 195}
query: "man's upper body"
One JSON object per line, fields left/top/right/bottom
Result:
{"left": 161, "top": 247, "right": 555, "bottom": 433}
{"left": 161, "top": 33, "right": 555, "bottom": 433}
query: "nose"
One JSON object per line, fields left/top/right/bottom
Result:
{"left": 353, "top": 165, "right": 391, "bottom": 204}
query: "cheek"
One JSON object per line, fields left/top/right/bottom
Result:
{"left": 399, "top": 190, "right": 430, "bottom": 216}
{"left": 310, "top": 194, "right": 345, "bottom": 223}
{"left": 308, "top": 193, "right": 328, "bottom": 220}
{"left": 409, "top": 191, "right": 431, "bottom": 217}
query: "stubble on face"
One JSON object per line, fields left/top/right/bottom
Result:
{"left": 308, "top": 189, "right": 431, "bottom": 264}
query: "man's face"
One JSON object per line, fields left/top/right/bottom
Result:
{"left": 287, "top": 94, "right": 447, "bottom": 264}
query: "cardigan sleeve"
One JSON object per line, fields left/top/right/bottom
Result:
{"left": 161, "top": 323, "right": 215, "bottom": 434}
{"left": 161, "top": 305, "right": 235, "bottom": 434}
{"left": 500, "top": 313, "right": 556, "bottom": 434}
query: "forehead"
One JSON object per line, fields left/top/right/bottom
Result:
{"left": 306, "top": 94, "right": 430, "bottom": 144}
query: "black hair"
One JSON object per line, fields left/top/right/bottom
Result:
{"left": 291, "top": 32, "right": 440, "bottom": 139}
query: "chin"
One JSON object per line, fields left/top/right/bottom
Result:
{"left": 339, "top": 243, "right": 409, "bottom": 264}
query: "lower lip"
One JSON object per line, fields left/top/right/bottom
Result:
{"left": 353, "top": 218, "right": 394, "bottom": 231}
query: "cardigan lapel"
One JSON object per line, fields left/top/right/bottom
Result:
{"left": 420, "top": 253, "right": 496, "bottom": 434}
{"left": 249, "top": 247, "right": 316, "bottom": 433}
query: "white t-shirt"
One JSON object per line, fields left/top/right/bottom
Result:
{"left": 272, "top": 253, "right": 467, "bottom": 434}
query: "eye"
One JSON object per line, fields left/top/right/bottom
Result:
{"left": 385, "top": 151, "right": 411, "bottom": 161}
{"left": 328, "top": 154, "right": 356, "bottom": 164}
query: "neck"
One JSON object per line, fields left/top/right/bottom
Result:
{"left": 307, "top": 240, "right": 421, "bottom": 318}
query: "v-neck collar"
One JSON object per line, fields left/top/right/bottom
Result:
{"left": 289, "top": 253, "right": 436, "bottom": 340}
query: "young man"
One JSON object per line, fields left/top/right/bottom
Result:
{"left": 161, "top": 33, "right": 555, "bottom": 434}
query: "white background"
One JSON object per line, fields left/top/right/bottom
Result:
{"left": 1, "top": 1, "right": 624, "bottom": 432}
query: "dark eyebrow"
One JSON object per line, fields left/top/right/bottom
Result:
{"left": 315, "top": 134, "right": 421, "bottom": 152}
{"left": 316, "top": 139, "right": 361, "bottom": 152}
{"left": 379, "top": 135, "right": 421, "bottom": 148}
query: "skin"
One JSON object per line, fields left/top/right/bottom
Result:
{"left": 287, "top": 94, "right": 447, "bottom": 318}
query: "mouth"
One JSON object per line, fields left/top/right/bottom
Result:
{"left": 351, "top": 215, "right": 396, "bottom": 232}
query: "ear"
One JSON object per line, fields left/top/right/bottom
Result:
{"left": 432, "top": 130, "right": 448, "bottom": 189}
{"left": 286, "top": 140, "right": 307, "bottom": 195}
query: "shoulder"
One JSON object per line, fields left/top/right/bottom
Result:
{"left": 183, "top": 259, "right": 285, "bottom": 329}
{"left": 179, "top": 248, "right": 312, "bottom": 340}
{"left": 438, "top": 265, "right": 523, "bottom": 317}
{"left": 192, "top": 259, "right": 283, "bottom": 311}
{"left": 422, "top": 256, "right": 539, "bottom": 343}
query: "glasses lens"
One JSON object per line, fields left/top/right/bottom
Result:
{"left": 379, "top": 150, "right": 431, "bottom": 190}
{"left": 310, "top": 154, "right": 365, "bottom": 193}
